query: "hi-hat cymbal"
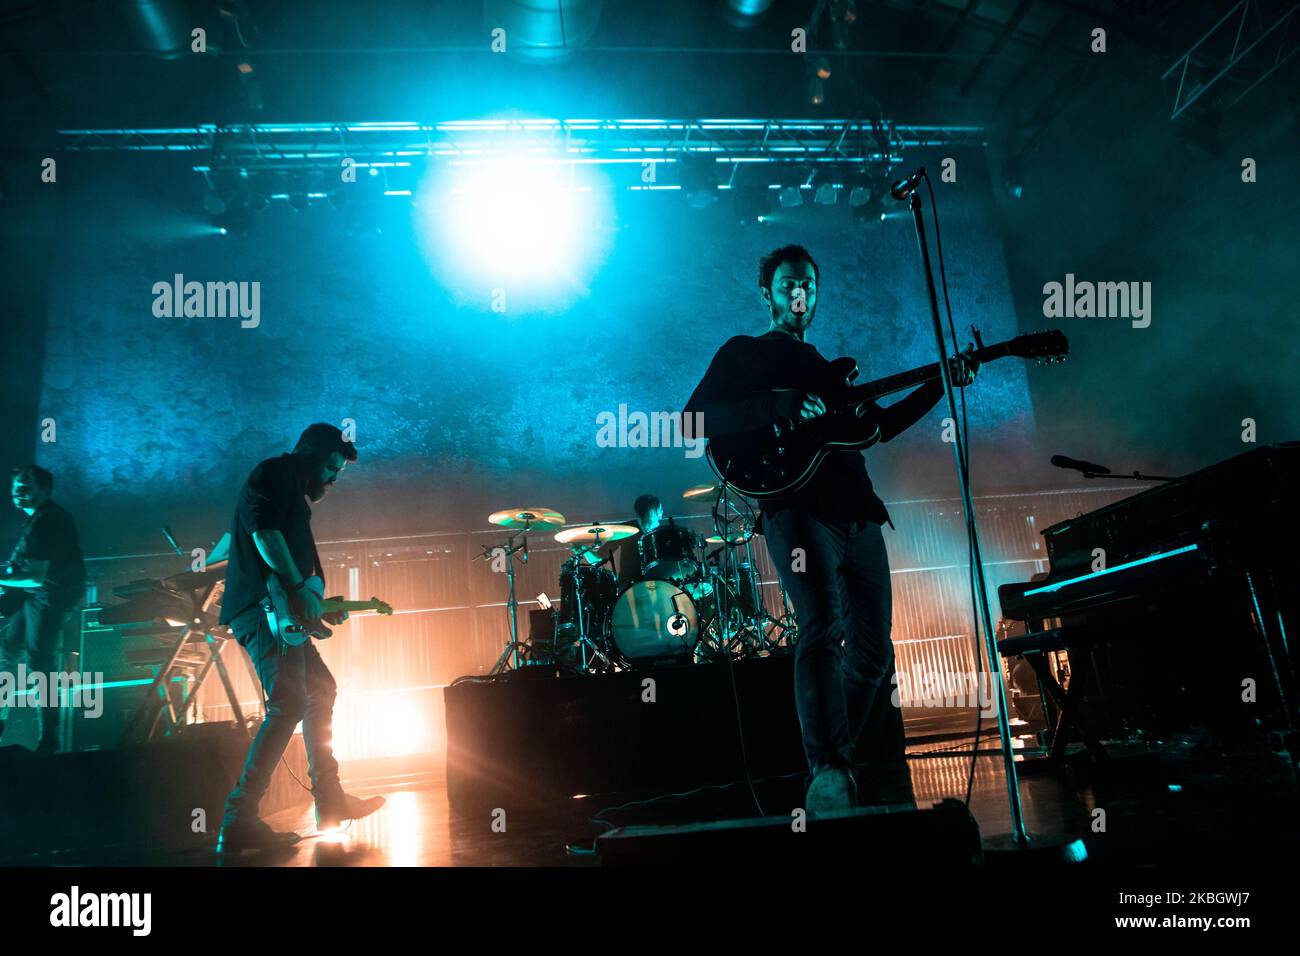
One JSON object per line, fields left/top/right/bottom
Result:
{"left": 554, "top": 523, "right": 639, "bottom": 545}
{"left": 682, "top": 483, "right": 719, "bottom": 500}
{"left": 488, "top": 507, "right": 565, "bottom": 531}
{"left": 705, "top": 532, "right": 751, "bottom": 545}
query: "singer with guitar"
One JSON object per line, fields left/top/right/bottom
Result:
{"left": 683, "top": 245, "right": 982, "bottom": 815}
{"left": 216, "top": 423, "right": 384, "bottom": 852}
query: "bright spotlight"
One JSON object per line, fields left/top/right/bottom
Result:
{"left": 433, "top": 160, "right": 604, "bottom": 284}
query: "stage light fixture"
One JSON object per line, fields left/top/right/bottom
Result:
{"left": 777, "top": 165, "right": 812, "bottom": 208}
{"left": 212, "top": 198, "right": 253, "bottom": 238}
{"left": 678, "top": 154, "right": 719, "bottom": 208}
{"left": 732, "top": 177, "right": 772, "bottom": 224}
{"left": 725, "top": 0, "right": 775, "bottom": 24}
{"left": 1004, "top": 158, "right": 1025, "bottom": 200}
{"left": 852, "top": 190, "right": 885, "bottom": 223}
{"left": 202, "top": 169, "right": 241, "bottom": 218}
{"left": 808, "top": 75, "right": 825, "bottom": 106}
{"left": 848, "top": 182, "right": 884, "bottom": 223}
{"left": 813, "top": 172, "right": 838, "bottom": 205}
{"left": 848, "top": 169, "right": 887, "bottom": 222}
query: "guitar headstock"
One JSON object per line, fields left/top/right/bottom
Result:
{"left": 370, "top": 597, "right": 394, "bottom": 616}
{"left": 1007, "top": 329, "right": 1069, "bottom": 364}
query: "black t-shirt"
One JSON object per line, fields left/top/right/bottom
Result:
{"left": 685, "top": 331, "right": 937, "bottom": 528}
{"left": 9, "top": 500, "right": 85, "bottom": 602}
{"left": 219, "top": 453, "right": 324, "bottom": 627}
{"left": 611, "top": 527, "right": 644, "bottom": 589}
{"left": 591, "top": 522, "right": 644, "bottom": 589}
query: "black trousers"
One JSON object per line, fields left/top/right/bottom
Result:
{"left": 222, "top": 609, "right": 342, "bottom": 825}
{"left": 0, "top": 589, "right": 76, "bottom": 749}
{"left": 763, "top": 510, "right": 898, "bottom": 778}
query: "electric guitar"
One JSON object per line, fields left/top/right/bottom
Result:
{"left": 704, "top": 329, "right": 1069, "bottom": 499}
{"left": 266, "top": 574, "right": 394, "bottom": 646}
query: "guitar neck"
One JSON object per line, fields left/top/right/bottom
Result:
{"left": 851, "top": 342, "right": 1013, "bottom": 401}
{"left": 322, "top": 599, "right": 384, "bottom": 613}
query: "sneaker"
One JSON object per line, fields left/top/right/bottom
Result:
{"left": 216, "top": 817, "right": 301, "bottom": 853}
{"left": 315, "top": 792, "right": 386, "bottom": 832}
{"left": 805, "top": 767, "right": 856, "bottom": 817}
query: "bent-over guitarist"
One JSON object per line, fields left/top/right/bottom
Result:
{"left": 216, "top": 423, "right": 383, "bottom": 852}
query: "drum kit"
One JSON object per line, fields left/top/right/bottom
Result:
{"left": 483, "top": 486, "right": 798, "bottom": 675}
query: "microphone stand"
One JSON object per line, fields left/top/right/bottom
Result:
{"left": 906, "top": 186, "right": 1029, "bottom": 846}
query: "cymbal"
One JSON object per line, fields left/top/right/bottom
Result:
{"left": 682, "top": 483, "right": 718, "bottom": 500}
{"left": 488, "top": 507, "right": 565, "bottom": 531}
{"left": 705, "top": 532, "right": 751, "bottom": 545}
{"left": 554, "top": 524, "right": 639, "bottom": 545}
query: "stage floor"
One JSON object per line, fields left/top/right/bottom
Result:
{"left": 10, "top": 714, "right": 1296, "bottom": 868}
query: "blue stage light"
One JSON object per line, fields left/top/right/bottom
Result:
{"left": 430, "top": 160, "right": 605, "bottom": 284}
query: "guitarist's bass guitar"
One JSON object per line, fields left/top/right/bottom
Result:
{"left": 705, "top": 329, "right": 1068, "bottom": 499}
{"left": 266, "top": 574, "right": 394, "bottom": 646}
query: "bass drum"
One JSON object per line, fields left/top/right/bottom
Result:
{"left": 608, "top": 578, "right": 700, "bottom": 667}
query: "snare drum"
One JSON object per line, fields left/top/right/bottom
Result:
{"left": 637, "top": 525, "right": 699, "bottom": 584}
{"left": 608, "top": 578, "right": 700, "bottom": 666}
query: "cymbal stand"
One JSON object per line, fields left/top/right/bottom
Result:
{"left": 707, "top": 477, "right": 757, "bottom": 660}
{"left": 484, "top": 527, "right": 530, "bottom": 674}
{"left": 568, "top": 542, "right": 613, "bottom": 673}
{"left": 735, "top": 529, "right": 776, "bottom": 655}
{"left": 764, "top": 579, "right": 799, "bottom": 650}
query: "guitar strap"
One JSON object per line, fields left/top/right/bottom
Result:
{"left": 309, "top": 533, "right": 325, "bottom": 583}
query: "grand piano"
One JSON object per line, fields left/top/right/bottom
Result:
{"left": 998, "top": 443, "right": 1299, "bottom": 749}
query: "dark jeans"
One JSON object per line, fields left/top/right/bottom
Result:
{"left": 222, "top": 609, "right": 341, "bottom": 826}
{"left": 0, "top": 589, "right": 77, "bottom": 749}
{"left": 763, "top": 509, "right": 897, "bottom": 778}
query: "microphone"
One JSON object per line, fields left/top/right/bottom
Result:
{"left": 162, "top": 526, "right": 184, "bottom": 556}
{"left": 889, "top": 166, "right": 926, "bottom": 201}
{"left": 1051, "top": 454, "right": 1112, "bottom": 475}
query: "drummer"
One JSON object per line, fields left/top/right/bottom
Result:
{"left": 576, "top": 493, "right": 664, "bottom": 588}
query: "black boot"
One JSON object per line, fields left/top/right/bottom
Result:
{"left": 216, "top": 816, "right": 301, "bottom": 853}
{"left": 315, "top": 791, "right": 386, "bottom": 832}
